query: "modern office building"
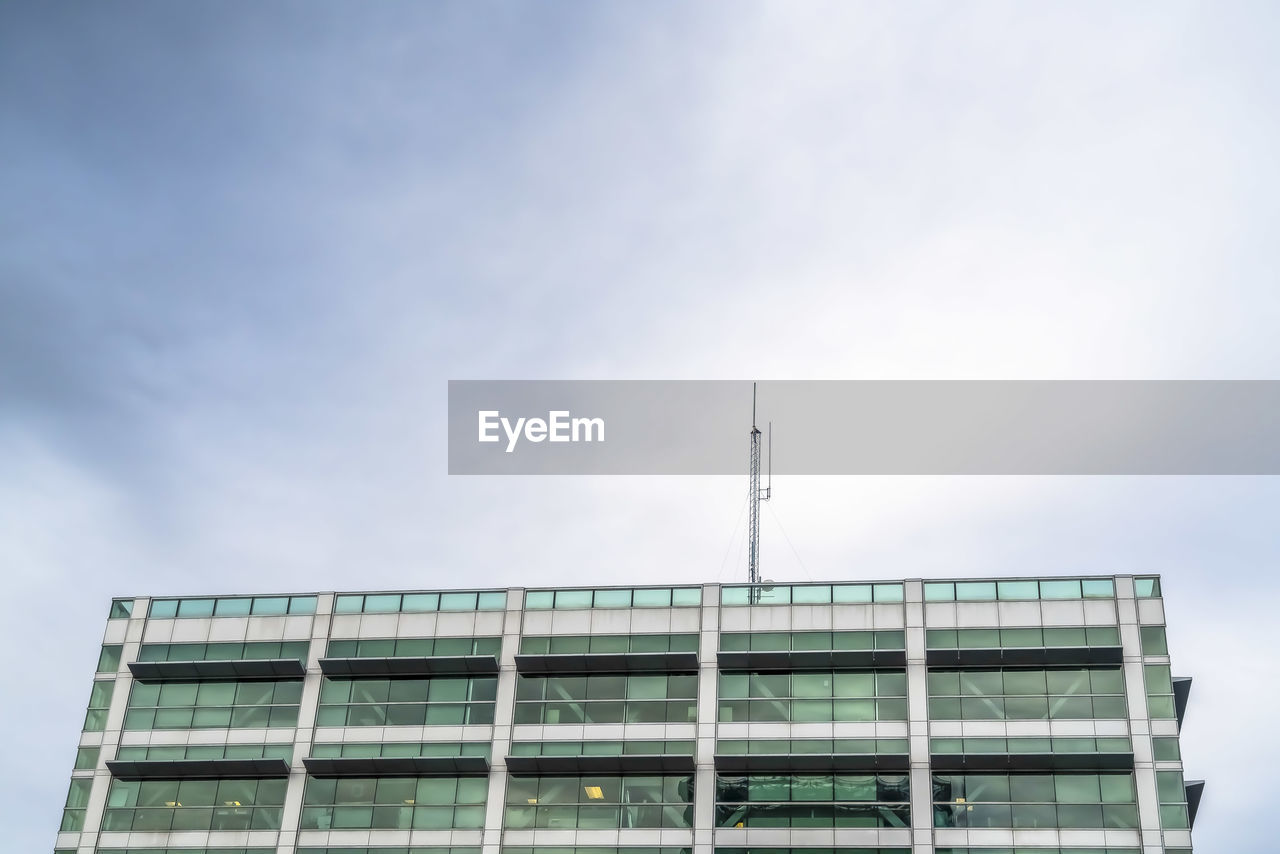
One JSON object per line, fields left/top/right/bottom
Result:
{"left": 57, "top": 575, "right": 1200, "bottom": 854}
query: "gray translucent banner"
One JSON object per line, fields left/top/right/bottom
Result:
{"left": 447, "top": 380, "right": 1280, "bottom": 475}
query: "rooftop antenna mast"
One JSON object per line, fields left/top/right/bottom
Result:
{"left": 748, "top": 383, "right": 773, "bottom": 592}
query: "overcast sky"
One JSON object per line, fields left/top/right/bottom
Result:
{"left": 3, "top": 2, "right": 1278, "bottom": 851}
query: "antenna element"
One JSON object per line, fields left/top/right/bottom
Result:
{"left": 748, "top": 383, "right": 772, "bottom": 591}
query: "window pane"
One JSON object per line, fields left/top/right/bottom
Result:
{"left": 1141, "top": 626, "right": 1169, "bottom": 655}
{"left": 832, "top": 584, "right": 873, "bottom": 603}
{"left": 1086, "top": 626, "right": 1120, "bottom": 646}
{"left": 1145, "top": 664, "right": 1173, "bottom": 694}
{"left": 755, "top": 585, "right": 790, "bottom": 605}
{"left": 401, "top": 593, "right": 440, "bottom": 612}
{"left": 672, "top": 587, "right": 703, "bottom": 606}
{"left": 251, "top": 596, "right": 289, "bottom": 615}
{"left": 955, "top": 581, "right": 997, "bottom": 601}
{"left": 923, "top": 583, "right": 954, "bottom": 601}
{"left": 872, "top": 584, "right": 903, "bottom": 603}
{"left": 632, "top": 588, "right": 673, "bottom": 607}
{"left": 177, "top": 598, "right": 215, "bottom": 618}
{"left": 1135, "top": 577, "right": 1161, "bottom": 597}
{"left": 554, "top": 590, "right": 593, "bottom": 609}
{"left": 791, "top": 585, "right": 831, "bottom": 604}
{"left": 1153, "top": 737, "right": 1181, "bottom": 761}
{"left": 1082, "top": 578, "right": 1115, "bottom": 598}
{"left": 88, "top": 680, "right": 115, "bottom": 708}
{"left": 593, "top": 589, "right": 633, "bottom": 608}
{"left": 149, "top": 599, "right": 179, "bottom": 618}
{"left": 525, "top": 591, "right": 555, "bottom": 609}
{"left": 214, "top": 598, "right": 253, "bottom": 616}
{"left": 997, "top": 580, "right": 1039, "bottom": 600}
{"left": 289, "top": 595, "right": 318, "bottom": 614}
{"left": 363, "top": 594, "right": 401, "bottom": 613}
{"left": 1043, "top": 627, "right": 1085, "bottom": 646}
{"left": 333, "top": 595, "right": 364, "bottom": 613}
{"left": 1055, "top": 774, "right": 1100, "bottom": 803}
{"left": 477, "top": 591, "right": 507, "bottom": 609}
{"left": 1100, "top": 774, "right": 1136, "bottom": 803}
{"left": 1040, "top": 579, "right": 1082, "bottom": 599}
{"left": 97, "top": 646, "right": 122, "bottom": 673}
{"left": 1002, "top": 628, "right": 1042, "bottom": 647}
{"left": 440, "top": 592, "right": 478, "bottom": 611}
{"left": 1157, "top": 770, "right": 1185, "bottom": 803}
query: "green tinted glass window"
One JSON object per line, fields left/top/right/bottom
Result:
{"left": 74, "top": 747, "right": 100, "bottom": 770}
{"left": 632, "top": 588, "right": 672, "bottom": 607}
{"left": 98, "top": 645, "right": 123, "bottom": 673}
{"left": 1141, "top": 626, "right": 1168, "bottom": 655}
{"left": 1135, "top": 577, "right": 1161, "bottom": 597}
{"left": 997, "top": 580, "right": 1039, "bottom": 599}
{"left": 791, "top": 585, "right": 831, "bottom": 604}
{"left": 1040, "top": 579, "right": 1082, "bottom": 599}
{"left": 214, "top": 598, "right": 253, "bottom": 616}
{"left": 1152, "top": 737, "right": 1181, "bottom": 761}
{"left": 924, "top": 583, "right": 955, "bottom": 601}
{"left": 1082, "top": 578, "right": 1116, "bottom": 597}
{"left": 84, "top": 680, "right": 115, "bottom": 731}
{"left": 832, "top": 584, "right": 873, "bottom": 603}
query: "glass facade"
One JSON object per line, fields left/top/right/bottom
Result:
{"left": 932, "top": 773, "right": 1138, "bottom": 828}
{"left": 317, "top": 675, "right": 497, "bottom": 726}
{"left": 520, "top": 633, "right": 698, "bottom": 654}
{"left": 720, "top": 630, "right": 904, "bottom": 651}
{"left": 718, "top": 738, "right": 909, "bottom": 755}
{"left": 97, "top": 849, "right": 276, "bottom": 854}
{"left": 504, "top": 774, "right": 694, "bottom": 828}
{"left": 310, "top": 741, "right": 491, "bottom": 759}
{"left": 515, "top": 673, "right": 697, "bottom": 724}
{"left": 1145, "top": 664, "right": 1177, "bottom": 719}
{"left": 114, "top": 743, "right": 294, "bottom": 761}
{"left": 327, "top": 636, "right": 501, "bottom": 657}
{"left": 97, "top": 644, "right": 123, "bottom": 672}
{"left": 57, "top": 576, "right": 1196, "bottom": 854}
{"left": 148, "top": 595, "right": 317, "bottom": 618}
{"left": 930, "top": 736, "right": 1131, "bottom": 754}
{"left": 718, "top": 670, "right": 908, "bottom": 722}
{"left": 924, "top": 579, "right": 1115, "bottom": 601}
{"left": 1158, "top": 769, "right": 1190, "bottom": 829}
{"left": 124, "top": 679, "right": 302, "bottom": 729}
{"left": 721, "top": 582, "right": 903, "bottom": 605}
{"left": 83, "top": 679, "right": 114, "bottom": 731}
{"left": 715, "top": 774, "right": 910, "bottom": 828}
{"left": 334, "top": 590, "right": 507, "bottom": 613}
{"left": 719, "top": 850, "right": 909, "bottom": 854}
{"left": 525, "top": 587, "right": 702, "bottom": 609}
{"left": 60, "top": 778, "right": 93, "bottom": 831}
{"left": 300, "top": 776, "right": 487, "bottom": 829}
{"left": 298, "top": 849, "right": 479, "bottom": 854}
{"left": 510, "top": 739, "right": 693, "bottom": 756}
{"left": 927, "top": 668, "right": 1127, "bottom": 720}
{"left": 137, "top": 641, "right": 310, "bottom": 661}
{"left": 926, "top": 627, "right": 1120, "bottom": 649}
{"left": 935, "top": 850, "right": 1139, "bottom": 854}
{"left": 103, "top": 778, "right": 286, "bottom": 831}
{"left": 73, "top": 746, "right": 99, "bottom": 770}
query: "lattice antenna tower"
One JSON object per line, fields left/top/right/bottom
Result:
{"left": 747, "top": 382, "right": 772, "bottom": 589}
